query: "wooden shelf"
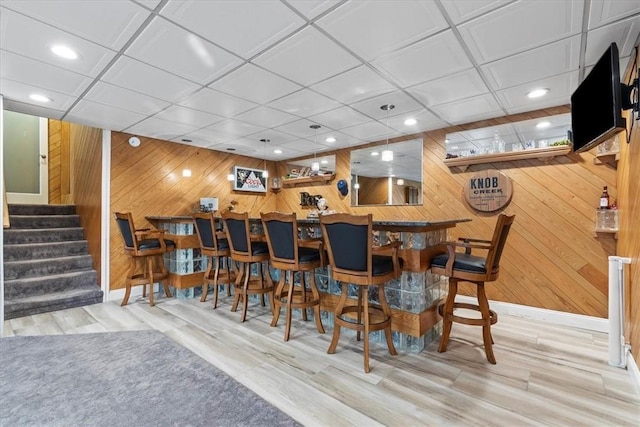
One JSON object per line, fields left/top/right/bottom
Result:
{"left": 594, "top": 150, "right": 620, "bottom": 166}
{"left": 443, "top": 145, "right": 572, "bottom": 171}
{"left": 281, "top": 174, "right": 335, "bottom": 187}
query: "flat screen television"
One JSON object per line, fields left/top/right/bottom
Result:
{"left": 570, "top": 42, "right": 626, "bottom": 153}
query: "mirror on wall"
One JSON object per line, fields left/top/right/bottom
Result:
{"left": 444, "top": 113, "right": 571, "bottom": 158}
{"left": 350, "top": 138, "right": 423, "bottom": 206}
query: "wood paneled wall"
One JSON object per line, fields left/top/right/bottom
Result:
{"left": 276, "top": 105, "right": 617, "bottom": 318}
{"left": 618, "top": 45, "right": 640, "bottom": 364}
{"left": 109, "top": 133, "right": 276, "bottom": 291}
{"left": 49, "top": 120, "right": 103, "bottom": 284}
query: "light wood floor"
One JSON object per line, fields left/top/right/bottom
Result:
{"left": 3, "top": 295, "right": 639, "bottom": 426}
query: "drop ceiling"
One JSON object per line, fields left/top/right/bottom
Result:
{"left": 1, "top": 0, "right": 638, "bottom": 161}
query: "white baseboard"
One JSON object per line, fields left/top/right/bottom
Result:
{"left": 455, "top": 295, "right": 608, "bottom": 333}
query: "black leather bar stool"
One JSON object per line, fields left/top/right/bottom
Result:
{"left": 261, "top": 212, "right": 325, "bottom": 341}
{"left": 320, "top": 213, "right": 401, "bottom": 373}
{"left": 430, "top": 213, "right": 515, "bottom": 364}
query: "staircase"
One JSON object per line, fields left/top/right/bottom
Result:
{"left": 4, "top": 204, "right": 103, "bottom": 320}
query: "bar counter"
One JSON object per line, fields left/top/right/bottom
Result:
{"left": 147, "top": 214, "right": 471, "bottom": 352}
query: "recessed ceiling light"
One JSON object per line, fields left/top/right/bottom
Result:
{"left": 51, "top": 45, "right": 78, "bottom": 59}
{"left": 371, "top": 151, "right": 379, "bottom": 156}
{"left": 29, "top": 94, "right": 52, "bottom": 103}
{"left": 404, "top": 118, "right": 417, "bottom": 126}
{"left": 325, "top": 136, "right": 336, "bottom": 143}
{"left": 273, "top": 149, "right": 282, "bottom": 154}
{"left": 527, "top": 88, "right": 549, "bottom": 99}
{"left": 536, "top": 121, "right": 551, "bottom": 129}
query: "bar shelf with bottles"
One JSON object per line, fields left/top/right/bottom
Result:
{"left": 595, "top": 186, "right": 618, "bottom": 234}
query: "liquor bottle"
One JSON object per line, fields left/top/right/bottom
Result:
{"left": 599, "top": 186, "right": 610, "bottom": 209}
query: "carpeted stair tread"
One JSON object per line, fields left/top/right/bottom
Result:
{"left": 4, "top": 241, "right": 89, "bottom": 261}
{"left": 7, "top": 204, "right": 76, "bottom": 216}
{"left": 8, "top": 214, "right": 81, "bottom": 229}
{"left": 4, "top": 288, "right": 104, "bottom": 320}
{"left": 3, "top": 227, "right": 85, "bottom": 244}
{"left": 4, "top": 270, "right": 98, "bottom": 298}
{"left": 4, "top": 255, "right": 93, "bottom": 280}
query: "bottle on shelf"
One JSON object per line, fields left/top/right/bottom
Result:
{"left": 599, "top": 186, "right": 610, "bottom": 209}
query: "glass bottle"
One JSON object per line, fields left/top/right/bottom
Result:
{"left": 599, "top": 186, "right": 610, "bottom": 209}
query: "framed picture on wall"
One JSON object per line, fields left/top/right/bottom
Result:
{"left": 233, "top": 166, "right": 267, "bottom": 193}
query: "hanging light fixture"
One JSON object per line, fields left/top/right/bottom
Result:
{"left": 260, "top": 138, "right": 269, "bottom": 179}
{"left": 310, "top": 124, "right": 321, "bottom": 172}
{"left": 381, "top": 104, "right": 395, "bottom": 162}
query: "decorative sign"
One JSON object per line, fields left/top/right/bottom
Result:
{"left": 463, "top": 170, "right": 513, "bottom": 212}
{"left": 233, "top": 166, "right": 266, "bottom": 193}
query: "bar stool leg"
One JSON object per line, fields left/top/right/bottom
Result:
{"left": 200, "top": 255, "right": 213, "bottom": 302}
{"left": 363, "top": 287, "right": 370, "bottom": 373}
{"left": 240, "top": 263, "right": 251, "bottom": 322}
{"left": 328, "top": 283, "right": 348, "bottom": 354}
{"left": 271, "top": 272, "right": 286, "bottom": 327}
{"left": 284, "top": 278, "right": 294, "bottom": 341}
{"left": 379, "top": 283, "right": 397, "bottom": 355}
{"left": 309, "top": 272, "right": 325, "bottom": 334}
{"left": 477, "top": 283, "right": 496, "bottom": 364}
{"left": 147, "top": 257, "right": 155, "bottom": 307}
{"left": 356, "top": 286, "right": 363, "bottom": 342}
{"left": 438, "top": 278, "right": 458, "bottom": 353}
{"left": 231, "top": 262, "right": 245, "bottom": 313}
{"left": 300, "top": 272, "right": 308, "bottom": 321}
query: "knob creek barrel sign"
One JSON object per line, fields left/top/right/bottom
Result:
{"left": 463, "top": 170, "right": 513, "bottom": 212}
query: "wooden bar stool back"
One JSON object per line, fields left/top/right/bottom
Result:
{"left": 114, "top": 212, "right": 174, "bottom": 306}
{"left": 221, "top": 211, "right": 274, "bottom": 322}
{"left": 430, "top": 213, "right": 515, "bottom": 364}
{"left": 261, "top": 212, "right": 325, "bottom": 341}
{"left": 193, "top": 212, "right": 235, "bottom": 308}
{"left": 319, "top": 213, "right": 401, "bottom": 373}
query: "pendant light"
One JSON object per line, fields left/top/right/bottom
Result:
{"left": 380, "top": 104, "right": 395, "bottom": 162}
{"left": 260, "top": 138, "right": 269, "bottom": 179}
{"left": 310, "top": 124, "right": 321, "bottom": 172}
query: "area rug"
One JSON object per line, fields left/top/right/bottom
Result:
{"left": 0, "top": 330, "right": 300, "bottom": 427}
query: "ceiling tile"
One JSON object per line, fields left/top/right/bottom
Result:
{"left": 209, "top": 63, "right": 301, "bottom": 104}
{"left": 124, "top": 17, "right": 243, "bottom": 85}
{"left": 481, "top": 36, "right": 581, "bottom": 90}
{"left": 439, "top": 0, "right": 513, "bottom": 24}
{"left": 159, "top": 0, "right": 305, "bottom": 59}
{"left": 495, "top": 72, "right": 578, "bottom": 114}
{"left": 584, "top": 16, "right": 640, "bottom": 66}
{"left": 430, "top": 93, "right": 503, "bottom": 124}
{"left": 215, "top": 137, "right": 261, "bottom": 157}
{"left": 372, "top": 30, "right": 473, "bottom": 87}
{"left": 458, "top": 0, "right": 584, "bottom": 63}
{"left": 234, "top": 106, "right": 298, "bottom": 129}
{"left": 123, "top": 116, "right": 195, "bottom": 140}
{"left": 407, "top": 68, "right": 489, "bottom": 107}
{"left": 253, "top": 27, "right": 360, "bottom": 87}
{"left": 269, "top": 89, "right": 342, "bottom": 117}
{"left": 386, "top": 109, "right": 445, "bottom": 134}
{"left": 0, "top": 8, "right": 117, "bottom": 77}
{"left": 171, "top": 127, "right": 235, "bottom": 148}
{"left": 1, "top": 51, "right": 93, "bottom": 97}
{"left": 316, "top": 1, "right": 448, "bottom": 61}
{"left": 310, "top": 65, "right": 396, "bottom": 104}
{"left": 273, "top": 119, "right": 329, "bottom": 139}
{"left": 66, "top": 99, "right": 147, "bottom": 131}
{"left": 133, "top": 1, "right": 162, "bottom": 11}
{"left": 179, "top": 88, "right": 257, "bottom": 118}
{"left": 588, "top": 0, "right": 640, "bottom": 29}
{"left": 210, "top": 119, "right": 267, "bottom": 138}
{"left": 1, "top": 0, "right": 150, "bottom": 50}
{"left": 0, "top": 79, "right": 75, "bottom": 113}
{"left": 245, "top": 128, "right": 299, "bottom": 146}
{"left": 350, "top": 91, "right": 424, "bottom": 121}
{"left": 308, "top": 106, "right": 370, "bottom": 130}
{"left": 152, "top": 105, "right": 225, "bottom": 128}
{"left": 317, "top": 130, "right": 365, "bottom": 149}
{"left": 100, "top": 56, "right": 200, "bottom": 102}
{"left": 339, "top": 121, "right": 391, "bottom": 142}
{"left": 84, "top": 81, "right": 170, "bottom": 115}
{"left": 286, "top": 1, "right": 341, "bottom": 20}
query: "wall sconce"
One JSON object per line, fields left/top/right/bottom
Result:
{"left": 397, "top": 178, "right": 404, "bottom": 185}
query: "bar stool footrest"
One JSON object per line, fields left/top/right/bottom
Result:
{"left": 438, "top": 302, "right": 498, "bottom": 326}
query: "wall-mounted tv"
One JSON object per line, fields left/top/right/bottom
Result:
{"left": 570, "top": 42, "right": 626, "bottom": 153}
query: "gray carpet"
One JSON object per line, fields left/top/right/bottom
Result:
{"left": 0, "top": 330, "right": 300, "bottom": 427}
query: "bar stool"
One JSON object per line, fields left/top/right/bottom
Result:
{"left": 114, "top": 212, "right": 174, "bottom": 306}
{"left": 320, "top": 213, "right": 401, "bottom": 373}
{"left": 261, "top": 212, "right": 325, "bottom": 341}
{"left": 221, "top": 211, "right": 274, "bottom": 322}
{"left": 430, "top": 213, "right": 515, "bottom": 364}
{"left": 193, "top": 212, "right": 236, "bottom": 308}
